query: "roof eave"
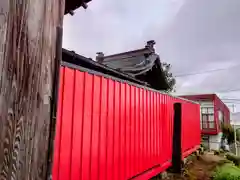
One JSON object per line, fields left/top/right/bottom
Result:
{"left": 65, "top": 0, "right": 91, "bottom": 15}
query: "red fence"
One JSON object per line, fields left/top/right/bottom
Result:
{"left": 52, "top": 66, "right": 201, "bottom": 180}
{"left": 180, "top": 99, "right": 201, "bottom": 158}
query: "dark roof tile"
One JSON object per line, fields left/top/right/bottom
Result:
{"left": 96, "top": 41, "right": 170, "bottom": 90}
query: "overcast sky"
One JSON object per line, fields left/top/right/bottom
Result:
{"left": 63, "top": 0, "right": 240, "bottom": 112}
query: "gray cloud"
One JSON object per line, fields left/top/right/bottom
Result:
{"left": 158, "top": 0, "right": 240, "bottom": 72}
{"left": 63, "top": 0, "right": 240, "bottom": 111}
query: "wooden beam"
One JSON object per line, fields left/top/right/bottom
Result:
{"left": 172, "top": 103, "right": 182, "bottom": 174}
{"left": 0, "top": 0, "right": 65, "bottom": 179}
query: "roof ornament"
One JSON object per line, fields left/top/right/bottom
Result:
{"left": 68, "top": 2, "right": 88, "bottom": 16}
{"left": 96, "top": 52, "right": 104, "bottom": 63}
{"left": 145, "top": 40, "right": 156, "bottom": 53}
{"left": 69, "top": 10, "right": 75, "bottom": 16}
{"left": 82, "top": 2, "right": 88, "bottom": 9}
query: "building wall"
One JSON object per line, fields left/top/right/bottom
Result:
{"left": 199, "top": 101, "right": 215, "bottom": 130}
{"left": 181, "top": 94, "right": 230, "bottom": 135}
{"left": 214, "top": 95, "right": 230, "bottom": 131}
{"left": 201, "top": 135, "right": 210, "bottom": 149}
{"left": 199, "top": 101, "right": 214, "bottom": 108}
{"left": 202, "top": 132, "right": 223, "bottom": 151}
{"left": 209, "top": 132, "right": 222, "bottom": 150}
{"left": 231, "top": 112, "right": 240, "bottom": 125}
{"left": 180, "top": 94, "right": 230, "bottom": 151}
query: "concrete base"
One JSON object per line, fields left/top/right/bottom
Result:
{"left": 201, "top": 133, "right": 223, "bottom": 151}
{"left": 209, "top": 132, "right": 222, "bottom": 150}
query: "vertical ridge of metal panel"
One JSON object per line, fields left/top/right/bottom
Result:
{"left": 160, "top": 93, "right": 163, "bottom": 163}
{"left": 135, "top": 87, "right": 140, "bottom": 174}
{"left": 132, "top": 86, "right": 139, "bottom": 175}
{"left": 153, "top": 92, "right": 158, "bottom": 165}
{"left": 150, "top": 90, "right": 153, "bottom": 168}
{"left": 155, "top": 93, "right": 159, "bottom": 164}
{"left": 69, "top": 70, "right": 76, "bottom": 179}
{"left": 70, "top": 70, "right": 85, "bottom": 180}
{"left": 146, "top": 91, "right": 150, "bottom": 169}
{"left": 130, "top": 85, "right": 135, "bottom": 177}
{"left": 90, "top": 75, "right": 101, "bottom": 180}
{"left": 168, "top": 96, "right": 171, "bottom": 159}
{"left": 153, "top": 92, "right": 157, "bottom": 165}
{"left": 163, "top": 94, "right": 167, "bottom": 163}
{"left": 139, "top": 88, "right": 143, "bottom": 173}
{"left": 113, "top": 81, "right": 120, "bottom": 180}
{"left": 105, "top": 79, "right": 109, "bottom": 180}
{"left": 143, "top": 89, "right": 146, "bottom": 171}
{"left": 80, "top": 72, "right": 86, "bottom": 180}
{"left": 81, "top": 73, "right": 93, "bottom": 180}
{"left": 111, "top": 81, "right": 116, "bottom": 179}
{"left": 125, "top": 84, "right": 130, "bottom": 178}
{"left": 120, "top": 83, "right": 126, "bottom": 179}
{"left": 159, "top": 94, "right": 163, "bottom": 164}
{"left": 99, "top": 77, "right": 108, "bottom": 180}
{"left": 58, "top": 68, "right": 75, "bottom": 180}
{"left": 107, "top": 79, "right": 114, "bottom": 180}
{"left": 149, "top": 91, "right": 153, "bottom": 166}
{"left": 88, "top": 75, "right": 95, "bottom": 180}
{"left": 170, "top": 97, "right": 173, "bottom": 159}
{"left": 52, "top": 67, "right": 65, "bottom": 180}
{"left": 97, "top": 77, "right": 102, "bottom": 180}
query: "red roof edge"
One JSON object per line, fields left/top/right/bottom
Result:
{"left": 180, "top": 94, "right": 216, "bottom": 102}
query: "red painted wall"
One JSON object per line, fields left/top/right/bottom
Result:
{"left": 214, "top": 95, "right": 230, "bottom": 132}
{"left": 52, "top": 66, "right": 201, "bottom": 180}
{"left": 180, "top": 94, "right": 230, "bottom": 135}
{"left": 179, "top": 99, "right": 201, "bottom": 157}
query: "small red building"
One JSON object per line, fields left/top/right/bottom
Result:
{"left": 180, "top": 94, "right": 230, "bottom": 150}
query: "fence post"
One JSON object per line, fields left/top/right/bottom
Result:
{"left": 172, "top": 103, "right": 182, "bottom": 174}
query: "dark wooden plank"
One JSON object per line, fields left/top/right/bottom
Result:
{"left": 0, "top": 1, "right": 65, "bottom": 179}
{"left": 172, "top": 103, "right": 182, "bottom": 174}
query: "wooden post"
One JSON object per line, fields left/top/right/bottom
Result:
{"left": 172, "top": 103, "right": 182, "bottom": 174}
{"left": 0, "top": 1, "right": 65, "bottom": 179}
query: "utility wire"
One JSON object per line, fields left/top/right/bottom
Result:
{"left": 174, "top": 64, "right": 240, "bottom": 94}
{"left": 174, "top": 64, "right": 240, "bottom": 77}
{"left": 177, "top": 88, "right": 240, "bottom": 95}
{"left": 224, "top": 102, "right": 240, "bottom": 104}
{"left": 216, "top": 88, "right": 240, "bottom": 93}
{"left": 222, "top": 98, "right": 240, "bottom": 101}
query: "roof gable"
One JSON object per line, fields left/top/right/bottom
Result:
{"left": 96, "top": 41, "right": 170, "bottom": 91}
{"left": 62, "top": 48, "right": 147, "bottom": 86}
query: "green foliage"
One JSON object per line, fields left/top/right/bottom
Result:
{"left": 214, "top": 149, "right": 225, "bottom": 156}
{"left": 219, "top": 149, "right": 225, "bottom": 154}
{"left": 162, "top": 62, "right": 176, "bottom": 92}
{"left": 236, "top": 129, "right": 240, "bottom": 142}
{"left": 214, "top": 150, "right": 220, "bottom": 155}
{"left": 213, "top": 163, "right": 240, "bottom": 180}
{"left": 222, "top": 123, "right": 235, "bottom": 144}
{"left": 199, "top": 146, "right": 205, "bottom": 155}
{"left": 200, "top": 142, "right": 208, "bottom": 151}
{"left": 226, "top": 153, "right": 240, "bottom": 166}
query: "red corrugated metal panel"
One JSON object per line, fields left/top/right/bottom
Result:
{"left": 53, "top": 66, "right": 201, "bottom": 180}
{"left": 180, "top": 99, "right": 201, "bottom": 157}
{"left": 180, "top": 94, "right": 230, "bottom": 135}
{"left": 214, "top": 95, "right": 230, "bottom": 131}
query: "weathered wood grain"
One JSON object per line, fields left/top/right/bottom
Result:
{"left": 0, "top": 0, "right": 65, "bottom": 179}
